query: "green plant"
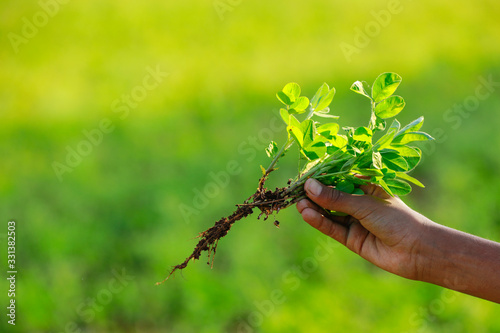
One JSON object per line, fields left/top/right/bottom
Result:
{"left": 158, "top": 72, "right": 433, "bottom": 284}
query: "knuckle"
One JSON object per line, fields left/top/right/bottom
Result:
{"left": 325, "top": 187, "right": 342, "bottom": 204}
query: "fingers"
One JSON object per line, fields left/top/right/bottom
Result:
{"left": 296, "top": 199, "right": 349, "bottom": 245}
{"left": 303, "top": 178, "right": 388, "bottom": 221}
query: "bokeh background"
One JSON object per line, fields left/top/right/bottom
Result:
{"left": 1, "top": 0, "right": 500, "bottom": 332}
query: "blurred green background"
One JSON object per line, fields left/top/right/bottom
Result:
{"left": 1, "top": 0, "right": 500, "bottom": 332}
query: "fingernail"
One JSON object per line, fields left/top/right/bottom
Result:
{"left": 305, "top": 178, "right": 322, "bottom": 197}
{"left": 297, "top": 199, "right": 308, "bottom": 205}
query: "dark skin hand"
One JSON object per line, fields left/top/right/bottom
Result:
{"left": 296, "top": 178, "right": 500, "bottom": 303}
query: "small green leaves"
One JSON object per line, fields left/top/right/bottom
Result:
{"left": 373, "top": 127, "right": 396, "bottom": 150}
{"left": 287, "top": 124, "right": 304, "bottom": 147}
{"left": 399, "top": 116, "right": 424, "bottom": 134}
{"left": 371, "top": 72, "right": 402, "bottom": 102}
{"left": 372, "top": 151, "right": 383, "bottom": 169}
{"left": 374, "top": 95, "right": 405, "bottom": 119}
{"left": 311, "top": 83, "right": 336, "bottom": 112}
{"left": 286, "top": 113, "right": 304, "bottom": 146}
{"left": 317, "top": 123, "right": 339, "bottom": 139}
{"left": 353, "top": 127, "right": 372, "bottom": 143}
{"left": 390, "top": 146, "right": 421, "bottom": 171}
{"left": 271, "top": 73, "right": 431, "bottom": 199}
{"left": 392, "top": 131, "right": 434, "bottom": 145}
{"left": 369, "top": 112, "right": 386, "bottom": 132}
{"left": 283, "top": 82, "right": 301, "bottom": 99}
{"left": 303, "top": 141, "right": 327, "bottom": 160}
{"left": 391, "top": 117, "right": 434, "bottom": 145}
{"left": 311, "top": 83, "right": 328, "bottom": 107}
{"left": 355, "top": 168, "right": 384, "bottom": 177}
{"left": 301, "top": 120, "right": 315, "bottom": 148}
{"left": 343, "top": 73, "right": 431, "bottom": 195}
{"left": 265, "top": 141, "right": 279, "bottom": 158}
{"left": 351, "top": 73, "right": 404, "bottom": 132}
{"left": 381, "top": 151, "right": 409, "bottom": 171}
{"left": 290, "top": 96, "right": 310, "bottom": 113}
{"left": 336, "top": 180, "right": 355, "bottom": 193}
{"left": 277, "top": 82, "right": 310, "bottom": 114}
{"left": 277, "top": 82, "right": 300, "bottom": 105}
{"left": 385, "top": 178, "right": 412, "bottom": 196}
{"left": 396, "top": 172, "right": 424, "bottom": 188}
{"left": 276, "top": 91, "right": 292, "bottom": 106}
{"left": 350, "top": 81, "right": 371, "bottom": 100}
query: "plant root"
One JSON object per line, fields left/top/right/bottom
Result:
{"left": 156, "top": 175, "right": 295, "bottom": 285}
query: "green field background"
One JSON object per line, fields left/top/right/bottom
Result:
{"left": 1, "top": 0, "right": 500, "bottom": 332}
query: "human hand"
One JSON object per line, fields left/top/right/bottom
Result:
{"left": 296, "top": 178, "right": 431, "bottom": 280}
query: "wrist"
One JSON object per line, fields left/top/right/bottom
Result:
{"left": 414, "top": 221, "right": 458, "bottom": 285}
{"left": 414, "top": 220, "right": 500, "bottom": 302}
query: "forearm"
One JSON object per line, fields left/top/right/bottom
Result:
{"left": 418, "top": 221, "right": 500, "bottom": 303}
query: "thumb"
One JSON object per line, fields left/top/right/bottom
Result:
{"left": 303, "top": 178, "right": 384, "bottom": 220}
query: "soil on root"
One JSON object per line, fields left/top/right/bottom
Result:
{"left": 156, "top": 176, "right": 293, "bottom": 284}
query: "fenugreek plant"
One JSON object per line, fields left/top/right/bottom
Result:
{"left": 157, "top": 72, "right": 433, "bottom": 284}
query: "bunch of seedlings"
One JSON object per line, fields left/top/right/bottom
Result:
{"left": 157, "top": 72, "right": 433, "bottom": 284}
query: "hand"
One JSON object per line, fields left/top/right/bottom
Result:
{"left": 296, "top": 178, "right": 431, "bottom": 280}
{"left": 297, "top": 178, "right": 500, "bottom": 302}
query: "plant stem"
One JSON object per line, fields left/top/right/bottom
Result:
{"left": 264, "top": 137, "right": 293, "bottom": 175}
{"left": 315, "top": 171, "right": 348, "bottom": 179}
{"left": 369, "top": 100, "right": 376, "bottom": 130}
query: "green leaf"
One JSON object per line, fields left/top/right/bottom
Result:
{"left": 301, "top": 119, "right": 315, "bottom": 148}
{"left": 374, "top": 95, "right": 405, "bottom": 119}
{"left": 317, "top": 123, "right": 339, "bottom": 139}
{"left": 328, "top": 134, "right": 348, "bottom": 149}
{"left": 352, "top": 188, "right": 365, "bottom": 195}
{"left": 396, "top": 172, "right": 425, "bottom": 188}
{"left": 282, "top": 82, "right": 301, "bottom": 101}
{"left": 260, "top": 165, "right": 266, "bottom": 175}
{"left": 341, "top": 156, "right": 357, "bottom": 171}
{"left": 354, "top": 168, "right": 384, "bottom": 177}
{"left": 336, "top": 180, "right": 355, "bottom": 193}
{"left": 372, "top": 151, "right": 383, "bottom": 169}
{"left": 371, "top": 72, "right": 402, "bottom": 102}
{"left": 345, "top": 174, "right": 371, "bottom": 185}
{"left": 385, "top": 178, "right": 412, "bottom": 196}
{"left": 350, "top": 81, "right": 371, "bottom": 100}
{"left": 353, "top": 126, "right": 373, "bottom": 143}
{"left": 377, "top": 179, "right": 394, "bottom": 197}
{"left": 343, "top": 126, "right": 355, "bottom": 138}
{"left": 265, "top": 141, "right": 279, "bottom": 158}
{"left": 389, "top": 119, "right": 401, "bottom": 132}
{"left": 303, "top": 141, "right": 327, "bottom": 160}
{"left": 381, "top": 151, "right": 409, "bottom": 171}
{"left": 276, "top": 91, "right": 292, "bottom": 106}
{"left": 314, "top": 86, "right": 336, "bottom": 112}
{"left": 289, "top": 114, "right": 301, "bottom": 128}
{"left": 369, "top": 112, "right": 386, "bottom": 131}
{"left": 354, "top": 151, "right": 373, "bottom": 169}
{"left": 382, "top": 167, "right": 397, "bottom": 179}
{"left": 392, "top": 131, "right": 434, "bottom": 145}
{"left": 311, "top": 83, "right": 329, "bottom": 109}
{"left": 397, "top": 117, "right": 424, "bottom": 136}
{"left": 280, "top": 108, "right": 290, "bottom": 125}
{"left": 390, "top": 146, "right": 421, "bottom": 171}
{"left": 373, "top": 128, "right": 397, "bottom": 150}
{"left": 290, "top": 96, "right": 310, "bottom": 113}
{"left": 287, "top": 125, "right": 303, "bottom": 147}
{"left": 371, "top": 73, "right": 402, "bottom": 102}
